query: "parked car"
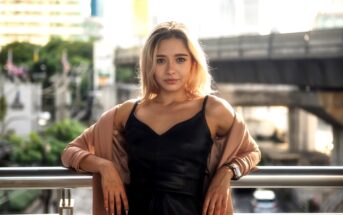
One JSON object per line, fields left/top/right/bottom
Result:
{"left": 251, "top": 189, "right": 279, "bottom": 213}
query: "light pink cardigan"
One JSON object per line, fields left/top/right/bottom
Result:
{"left": 61, "top": 106, "right": 261, "bottom": 215}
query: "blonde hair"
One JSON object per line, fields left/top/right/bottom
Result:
{"left": 139, "top": 21, "right": 213, "bottom": 101}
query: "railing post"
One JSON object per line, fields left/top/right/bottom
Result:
{"left": 59, "top": 188, "right": 74, "bottom": 215}
{"left": 332, "top": 126, "right": 343, "bottom": 165}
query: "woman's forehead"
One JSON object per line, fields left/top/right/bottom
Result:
{"left": 156, "top": 38, "right": 190, "bottom": 55}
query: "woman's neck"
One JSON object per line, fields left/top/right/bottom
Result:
{"left": 153, "top": 91, "right": 191, "bottom": 106}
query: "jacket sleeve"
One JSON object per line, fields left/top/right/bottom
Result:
{"left": 209, "top": 112, "right": 261, "bottom": 177}
{"left": 61, "top": 123, "right": 96, "bottom": 172}
{"left": 61, "top": 107, "right": 117, "bottom": 172}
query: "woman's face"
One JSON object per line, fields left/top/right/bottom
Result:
{"left": 153, "top": 38, "right": 193, "bottom": 94}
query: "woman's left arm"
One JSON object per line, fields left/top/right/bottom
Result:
{"left": 202, "top": 96, "right": 261, "bottom": 215}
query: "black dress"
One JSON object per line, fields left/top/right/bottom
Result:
{"left": 124, "top": 96, "right": 212, "bottom": 215}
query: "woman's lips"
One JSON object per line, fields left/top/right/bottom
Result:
{"left": 165, "top": 79, "right": 178, "bottom": 84}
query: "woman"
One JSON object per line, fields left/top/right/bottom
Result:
{"left": 61, "top": 21, "right": 260, "bottom": 215}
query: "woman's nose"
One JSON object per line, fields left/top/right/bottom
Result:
{"left": 166, "top": 62, "right": 176, "bottom": 74}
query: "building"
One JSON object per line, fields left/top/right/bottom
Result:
{"left": 0, "top": 0, "right": 87, "bottom": 48}
{"left": 2, "top": 80, "right": 43, "bottom": 136}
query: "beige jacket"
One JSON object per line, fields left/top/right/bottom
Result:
{"left": 61, "top": 105, "right": 261, "bottom": 215}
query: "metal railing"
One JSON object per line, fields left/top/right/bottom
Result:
{"left": 1, "top": 166, "right": 343, "bottom": 189}
{"left": 0, "top": 166, "right": 343, "bottom": 214}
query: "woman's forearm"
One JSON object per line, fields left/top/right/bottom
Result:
{"left": 79, "top": 154, "right": 114, "bottom": 175}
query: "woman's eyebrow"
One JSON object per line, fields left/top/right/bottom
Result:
{"left": 156, "top": 53, "right": 190, "bottom": 57}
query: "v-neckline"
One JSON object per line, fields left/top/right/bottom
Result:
{"left": 133, "top": 110, "right": 202, "bottom": 136}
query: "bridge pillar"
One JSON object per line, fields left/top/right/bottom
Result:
{"left": 332, "top": 126, "right": 343, "bottom": 165}
{"left": 288, "top": 107, "right": 317, "bottom": 152}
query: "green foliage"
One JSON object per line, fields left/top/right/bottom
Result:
{"left": 0, "top": 38, "right": 93, "bottom": 80}
{"left": 43, "top": 136, "right": 65, "bottom": 165}
{"left": 45, "top": 119, "right": 85, "bottom": 142}
{"left": 7, "top": 119, "right": 85, "bottom": 166}
{"left": 116, "top": 66, "right": 137, "bottom": 83}
{"left": 0, "top": 38, "right": 94, "bottom": 117}
{"left": 80, "top": 70, "right": 91, "bottom": 100}
{"left": 5, "top": 190, "right": 40, "bottom": 212}
{"left": 40, "top": 37, "right": 93, "bottom": 75}
{"left": 43, "top": 119, "right": 86, "bottom": 165}
{"left": 0, "top": 95, "right": 6, "bottom": 122}
{"left": 9, "top": 132, "right": 44, "bottom": 165}
{"left": 0, "top": 42, "right": 41, "bottom": 68}
{"left": 46, "top": 119, "right": 85, "bottom": 163}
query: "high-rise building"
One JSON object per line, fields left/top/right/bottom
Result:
{"left": 0, "top": 0, "right": 86, "bottom": 48}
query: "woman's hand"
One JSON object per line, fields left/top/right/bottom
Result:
{"left": 100, "top": 161, "right": 129, "bottom": 215}
{"left": 202, "top": 167, "right": 233, "bottom": 215}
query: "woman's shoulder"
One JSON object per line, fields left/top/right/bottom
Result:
{"left": 206, "top": 95, "right": 235, "bottom": 116}
{"left": 117, "top": 98, "right": 139, "bottom": 111}
{"left": 205, "top": 95, "right": 236, "bottom": 135}
{"left": 114, "top": 98, "right": 140, "bottom": 130}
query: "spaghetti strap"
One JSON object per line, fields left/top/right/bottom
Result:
{"left": 202, "top": 95, "right": 209, "bottom": 112}
{"left": 129, "top": 99, "right": 140, "bottom": 118}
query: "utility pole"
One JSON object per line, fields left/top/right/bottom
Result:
{"left": 0, "top": 69, "right": 7, "bottom": 135}
{"left": 54, "top": 49, "right": 71, "bottom": 122}
{"left": 53, "top": 72, "right": 70, "bottom": 122}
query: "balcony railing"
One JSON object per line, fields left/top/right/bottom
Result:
{"left": 1, "top": 166, "right": 343, "bottom": 214}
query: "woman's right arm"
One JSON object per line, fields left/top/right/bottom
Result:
{"left": 62, "top": 101, "right": 135, "bottom": 215}
{"left": 79, "top": 154, "right": 129, "bottom": 215}
{"left": 64, "top": 134, "right": 129, "bottom": 215}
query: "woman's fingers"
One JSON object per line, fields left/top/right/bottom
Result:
{"left": 220, "top": 195, "right": 228, "bottom": 215}
{"left": 115, "top": 192, "right": 123, "bottom": 215}
{"left": 99, "top": 162, "right": 128, "bottom": 214}
{"left": 203, "top": 192, "right": 228, "bottom": 215}
{"left": 104, "top": 189, "right": 129, "bottom": 215}
{"left": 206, "top": 193, "right": 217, "bottom": 215}
{"left": 103, "top": 191, "right": 109, "bottom": 213}
{"left": 109, "top": 193, "right": 115, "bottom": 215}
{"left": 202, "top": 195, "right": 210, "bottom": 215}
{"left": 215, "top": 196, "right": 225, "bottom": 215}
{"left": 121, "top": 191, "right": 129, "bottom": 214}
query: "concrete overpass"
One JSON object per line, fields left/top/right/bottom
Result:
{"left": 114, "top": 28, "right": 343, "bottom": 164}
{"left": 115, "top": 28, "right": 343, "bottom": 90}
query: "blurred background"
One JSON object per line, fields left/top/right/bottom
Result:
{"left": 0, "top": 0, "right": 343, "bottom": 214}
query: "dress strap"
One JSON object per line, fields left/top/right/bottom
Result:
{"left": 129, "top": 99, "right": 140, "bottom": 117}
{"left": 201, "top": 95, "right": 209, "bottom": 112}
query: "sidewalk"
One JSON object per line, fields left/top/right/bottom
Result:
{"left": 72, "top": 188, "right": 92, "bottom": 215}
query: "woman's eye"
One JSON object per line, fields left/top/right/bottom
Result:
{"left": 156, "top": 58, "right": 165, "bottom": 64}
{"left": 176, "top": 57, "right": 186, "bottom": 63}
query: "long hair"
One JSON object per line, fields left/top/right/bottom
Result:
{"left": 139, "top": 21, "right": 213, "bottom": 101}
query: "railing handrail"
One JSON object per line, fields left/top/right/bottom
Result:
{"left": 1, "top": 166, "right": 343, "bottom": 189}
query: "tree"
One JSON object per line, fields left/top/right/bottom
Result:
{"left": 0, "top": 39, "right": 94, "bottom": 122}
{"left": 0, "top": 42, "right": 41, "bottom": 68}
{"left": 8, "top": 132, "right": 44, "bottom": 165}
{"left": 7, "top": 119, "right": 85, "bottom": 166}
{"left": 0, "top": 38, "right": 93, "bottom": 83}
{"left": 44, "top": 119, "right": 86, "bottom": 165}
